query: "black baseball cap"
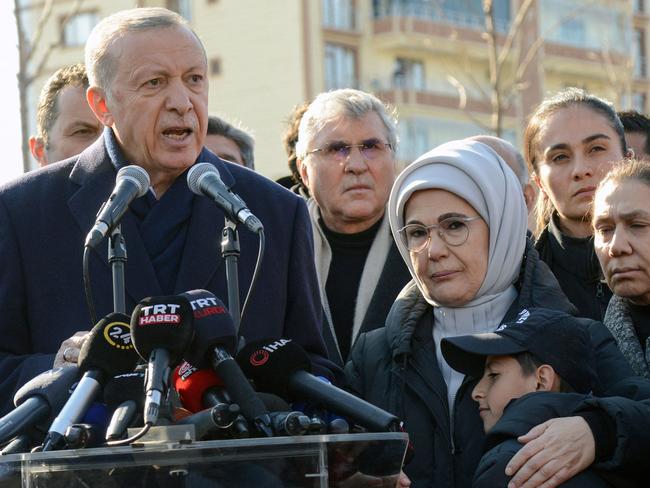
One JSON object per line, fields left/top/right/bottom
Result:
{"left": 440, "top": 308, "right": 597, "bottom": 394}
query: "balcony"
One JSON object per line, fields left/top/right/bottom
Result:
{"left": 372, "top": 0, "right": 510, "bottom": 54}
{"left": 373, "top": 0, "right": 509, "bottom": 32}
{"left": 372, "top": 86, "right": 516, "bottom": 119}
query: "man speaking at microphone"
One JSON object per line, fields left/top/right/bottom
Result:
{"left": 0, "top": 7, "right": 335, "bottom": 415}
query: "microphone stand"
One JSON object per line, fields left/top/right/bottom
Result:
{"left": 221, "top": 218, "right": 241, "bottom": 334}
{"left": 108, "top": 224, "right": 127, "bottom": 314}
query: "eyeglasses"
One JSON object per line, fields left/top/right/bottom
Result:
{"left": 397, "top": 216, "right": 481, "bottom": 253}
{"left": 306, "top": 141, "right": 392, "bottom": 162}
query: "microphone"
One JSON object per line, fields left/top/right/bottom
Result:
{"left": 172, "top": 362, "right": 226, "bottom": 413}
{"left": 1, "top": 434, "right": 33, "bottom": 455}
{"left": 237, "top": 339, "right": 400, "bottom": 432}
{"left": 42, "top": 313, "right": 138, "bottom": 451}
{"left": 181, "top": 289, "right": 273, "bottom": 437}
{"left": 175, "top": 403, "right": 242, "bottom": 440}
{"left": 64, "top": 423, "right": 104, "bottom": 449}
{"left": 103, "top": 371, "right": 145, "bottom": 440}
{"left": 130, "top": 296, "right": 195, "bottom": 426}
{"left": 187, "top": 163, "right": 263, "bottom": 233}
{"left": 243, "top": 393, "right": 310, "bottom": 436}
{"left": 0, "top": 366, "right": 79, "bottom": 445}
{"left": 173, "top": 362, "right": 250, "bottom": 438}
{"left": 311, "top": 377, "right": 350, "bottom": 434}
{"left": 85, "top": 165, "right": 150, "bottom": 248}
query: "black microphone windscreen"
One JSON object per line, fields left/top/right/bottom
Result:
{"left": 14, "top": 366, "right": 79, "bottom": 411}
{"left": 103, "top": 372, "right": 145, "bottom": 410}
{"left": 78, "top": 313, "right": 138, "bottom": 377}
{"left": 130, "top": 295, "right": 194, "bottom": 362}
{"left": 237, "top": 339, "right": 312, "bottom": 396}
{"left": 181, "top": 289, "right": 237, "bottom": 368}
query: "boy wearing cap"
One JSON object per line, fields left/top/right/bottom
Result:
{"left": 441, "top": 308, "right": 641, "bottom": 487}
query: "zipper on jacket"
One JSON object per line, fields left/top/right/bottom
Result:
{"left": 450, "top": 376, "right": 473, "bottom": 455}
{"left": 596, "top": 281, "right": 604, "bottom": 298}
{"left": 449, "top": 389, "right": 457, "bottom": 454}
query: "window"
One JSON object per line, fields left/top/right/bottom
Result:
{"left": 633, "top": 92, "right": 647, "bottom": 112}
{"left": 167, "top": 0, "right": 192, "bottom": 21}
{"left": 374, "top": 0, "right": 510, "bottom": 32}
{"left": 62, "top": 12, "right": 98, "bottom": 47}
{"left": 634, "top": 28, "right": 647, "bottom": 78}
{"left": 393, "top": 58, "right": 425, "bottom": 91}
{"left": 399, "top": 119, "right": 430, "bottom": 162}
{"left": 557, "top": 18, "right": 586, "bottom": 46}
{"left": 634, "top": 0, "right": 645, "bottom": 13}
{"left": 325, "top": 43, "right": 357, "bottom": 90}
{"left": 541, "top": 1, "right": 630, "bottom": 52}
{"left": 323, "top": 0, "right": 355, "bottom": 30}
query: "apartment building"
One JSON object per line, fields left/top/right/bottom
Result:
{"left": 18, "top": 0, "right": 645, "bottom": 177}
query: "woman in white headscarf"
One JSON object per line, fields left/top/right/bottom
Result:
{"left": 345, "top": 139, "right": 645, "bottom": 488}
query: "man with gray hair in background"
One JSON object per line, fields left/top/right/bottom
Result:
{"left": 296, "top": 89, "right": 411, "bottom": 365}
{"left": 467, "top": 135, "right": 537, "bottom": 214}
{"left": 0, "top": 7, "right": 335, "bottom": 416}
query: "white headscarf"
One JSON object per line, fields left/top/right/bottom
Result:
{"left": 388, "top": 139, "right": 528, "bottom": 412}
{"left": 388, "top": 139, "right": 527, "bottom": 306}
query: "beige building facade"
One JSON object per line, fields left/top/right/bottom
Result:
{"left": 18, "top": 0, "right": 648, "bottom": 178}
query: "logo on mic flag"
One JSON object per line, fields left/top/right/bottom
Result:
{"left": 137, "top": 304, "right": 182, "bottom": 326}
{"left": 103, "top": 320, "right": 133, "bottom": 351}
{"left": 249, "top": 349, "right": 270, "bottom": 366}
{"left": 187, "top": 295, "right": 227, "bottom": 319}
{"left": 247, "top": 339, "right": 293, "bottom": 367}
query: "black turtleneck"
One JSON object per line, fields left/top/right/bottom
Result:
{"left": 321, "top": 217, "right": 382, "bottom": 361}
{"left": 538, "top": 214, "right": 612, "bottom": 321}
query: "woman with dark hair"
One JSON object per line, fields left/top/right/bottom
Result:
{"left": 346, "top": 139, "right": 650, "bottom": 487}
{"left": 593, "top": 159, "right": 650, "bottom": 378}
{"left": 524, "top": 87, "right": 632, "bottom": 321}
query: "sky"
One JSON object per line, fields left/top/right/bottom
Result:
{"left": 0, "top": 2, "right": 27, "bottom": 185}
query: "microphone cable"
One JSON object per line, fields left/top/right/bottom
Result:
{"left": 83, "top": 245, "right": 97, "bottom": 328}
{"left": 105, "top": 422, "right": 151, "bottom": 447}
{"left": 238, "top": 227, "right": 264, "bottom": 345}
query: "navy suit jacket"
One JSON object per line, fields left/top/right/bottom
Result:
{"left": 0, "top": 137, "right": 335, "bottom": 415}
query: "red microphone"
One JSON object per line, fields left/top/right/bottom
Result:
{"left": 172, "top": 361, "right": 249, "bottom": 438}
{"left": 172, "top": 361, "right": 227, "bottom": 413}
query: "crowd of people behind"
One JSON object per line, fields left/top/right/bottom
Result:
{"left": 7, "top": 6, "right": 650, "bottom": 488}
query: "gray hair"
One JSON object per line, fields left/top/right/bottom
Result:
{"left": 467, "top": 135, "right": 529, "bottom": 189}
{"left": 207, "top": 115, "right": 255, "bottom": 170}
{"left": 513, "top": 152, "right": 529, "bottom": 188}
{"left": 85, "top": 7, "right": 205, "bottom": 96}
{"left": 295, "top": 89, "right": 398, "bottom": 160}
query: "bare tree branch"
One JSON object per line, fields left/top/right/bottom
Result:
{"left": 447, "top": 75, "right": 493, "bottom": 132}
{"left": 31, "top": 0, "right": 84, "bottom": 85}
{"left": 28, "top": 0, "right": 54, "bottom": 62}
{"left": 514, "top": 0, "right": 599, "bottom": 83}
{"left": 15, "top": 0, "right": 85, "bottom": 172}
{"left": 496, "top": 0, "right": 535, "bottom": 71}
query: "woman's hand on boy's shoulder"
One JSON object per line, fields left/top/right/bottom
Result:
{"left": 504, "top": 416, "right": 595, "bottom": 488}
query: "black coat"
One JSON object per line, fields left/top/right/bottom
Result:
{"left": 535, "top": 215, "right": 612, "bottom": 321}
{"left": 0, "top": 136, "right": 338, "bottom": 415}
{"left": 345, "top": 239, "right": 643, "bottom": 488}
{"left": 474, "top": 392, "right": 647, "bottom": 487}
